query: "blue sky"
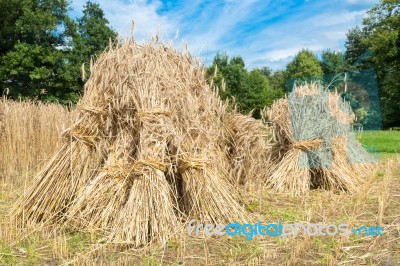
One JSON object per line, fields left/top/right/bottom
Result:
{"left": 69, "top": 0, "right": 378, "bottom": 70}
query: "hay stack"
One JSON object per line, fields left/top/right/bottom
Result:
{"left": 12, "top": 39, "right": 259, "bottom": 246}
{"left": 265, "top": 83, "right": 376, "bottom": 194}
{"left": 223, "top": 111, "right": 272, "bottom": 185}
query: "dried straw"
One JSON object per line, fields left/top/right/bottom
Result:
{"left": 0, "top": 99, "right": 4, "bottom": 136}
{"left": 265, "top": 82, "right": 376, "bottom": 194}
{"left": 12, "top": 39, "right": 254, "bottom": 246}
{"left": 223, "top": 111, "right": 272, "bottom": 185}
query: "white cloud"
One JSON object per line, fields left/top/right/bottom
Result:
{"left": 70, "top": 0, "right": 176, "bottom": 42}
{"left": 313, "top": 10, "right": 366, "bottom": 27}
{"left": 176, "top": 0, "right": 261, "bottom": 54}
{"left": 236, "top": 6, "right": 371, "bottom": 69}
{"left": 264, "top": 44, "right": 324, "bottom": 62}
{"left": 265, "top": 47, "right": 304, "bottom": 61}
{"left": 69, "top": 0, "right": 376, "bottom": 70}
{"left": 345, "top": 0, "right": 376, "bottom": 5}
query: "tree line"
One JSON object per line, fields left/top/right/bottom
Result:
{"left": 208, "top": 0, "right": 399, "bottom": 128}
{"left": 0, "top": 0, "right": 117, "bottom": 103}
{"left": 0, "top": 0, "right": 398, "bottom": 127}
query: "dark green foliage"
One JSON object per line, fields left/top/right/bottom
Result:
{"left": 286, "top": 49, "right": 323, "bottom": 80}
{"left": 285, "top": 49, "right": 324, "bottom": 92}
{"left": 363, "top": 0, "right": 400, "bottom": 128}
{"left": 268, "top": 70, "right": 287, "bottom": 93}
{"left": 345, "top": 26, "right": 371, "bottom": 70}
{"left": 345, "top": 0, "right": 400, "bottom": 128}
{"left": 0, "top": 0, "right": 116, "bottom": 104}
{"left": 0, "top": 0, "right": 73, "bottom": 101}
{"left": 76, "top": 1, "right": 118, "bottom": 62}
{"left": 207, "top": 53, "right": 283, "bottom": 118}
{"left": 321, "top": 49, "right": 346, "bottom": 75}
{"left": 246, "top": 69, "right": 283, "bottom": 118}
{"left": 0, "top": 0, "right": 25, "bottom": 54}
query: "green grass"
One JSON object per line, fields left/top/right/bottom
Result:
{"left": 67, "top": 232, "right": 91, "bottom": 254}
{"left": 358, "top": 130, "right": 400, "bottom": 154}
{"left": 264, "top": 207, "right": 302, "bottom": 222}
{"left": 0, "top": 241, "right": 18, "bottom": 265}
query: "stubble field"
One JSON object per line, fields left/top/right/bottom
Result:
{"left": 0, "top": 99, "right": 399, "bottom": 266}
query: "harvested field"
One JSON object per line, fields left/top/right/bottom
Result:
{"left": 10, "top": 40, "right": 271, "bottom": 247}
{"left": 0, "top": 40, "right": 398, "bottom": 265}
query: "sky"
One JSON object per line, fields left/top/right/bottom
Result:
{"left": 68, "top": 0, "right": 379, "bottom": 70}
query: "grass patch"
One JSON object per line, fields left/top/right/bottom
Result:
{"left": 139, "top": 256, "right": 160, "bottom": 266}
{"left": 245, "top": 200, "right": 260, "bottom": 213}
{"left": 264, "top": 208, "right": 301, "bottom": 222}
{"left": 358, "top": 130, "right": 400, "bottom": 153}
{"left": 166, "top": 240, "right": 179, "bottom": 250}
{"left": 67, "top": 232, "right": 91, "bottom": 255}
{"left": 0, "top": 241, "right": 18, "bottom": 265}
{"left": 219, "top": 237, "right": 263, "bottom": 263}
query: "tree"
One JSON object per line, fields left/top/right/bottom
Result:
{"left": 76, "top": 1, "right": 118, "bottom": 61}
{"left": 0, "top": 0, "right": 24, "bottom": 55}
{"left": 66, "top": 1, "right": 117, "bottom": 100}
{"left": 219, "top": 55, "right": 251, "bottom": 115}
{"left": 285, "top": 49, "right": 323, "bottom": 89}
{"left": 361, "top": 0, "right": 400, "bottom": 127}
{"left": 344, "top": 26, "right": 371, "bottom": 69}
{"left": 259, "top": 67, "right": 272, "bottom": 78}
{"left": 0, "top": 0, "right": 77, "bottom": 102}
{"left": 319, "top": 49, "right": 348, "bottom": 88}
{"left": 258, "top": 67, "right": 285, "bottom": 95}
{"left": 320, "top": 49, "right": 345, "bottom": 75}
{"left": 207, "top": 53, "right": 249, "bottom": 105}
{"left": 286, "top": 49, "right": 324, "bottom": 78}
{"left": 0, "top": 0, "right": 117, "bottom": 104}
{"left": 268, "top": 70, "right": 287, "bottom": 93}
{"left": 246, "top": 69, "right": 280, "bottom": 118}
{"left": 207, "top": 54, "right": 282, "bottom": 118}
{"left": 363, "top": 0, "right": 399, "bottom": 72}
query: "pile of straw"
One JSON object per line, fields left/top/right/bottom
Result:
{"left": 264, "top": 83, "right": 376, "bottom": 195}
{"left": 10, "top": 39, "right": 373, "bottom": 246}
{"left": 223, "top": 110, "right": 272, "bottom": 185}
{"left": 12, "top": 39, "right": 272, "bottom": 246}
{"left": 0, "top": 100, "right": 3, "bottom": 136}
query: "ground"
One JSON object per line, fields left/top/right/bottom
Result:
{"left": 0, "top": 131, "right": 399, "bottom": 265}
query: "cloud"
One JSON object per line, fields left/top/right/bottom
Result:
{"left": 314, "top": 10, "right": 366, "bottom": 27}
{"left": 69, "top": 0, "right": 378, "bottom": 70}
{"left": 265, "top": 47, "right": 305, "bottom": 62}
{"left": 222, "top": 1, "right": 374, "bottom": 69}
{"left": 345, "top": 0, "right": 376, "bottom": 5}
{"left": 69, "top": 0, "right": 176, "bottom": 41}
{"left": 265, "top": 44, "right": 324, "bottom": 62}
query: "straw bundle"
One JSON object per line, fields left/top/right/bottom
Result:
{"left": 0, "top": 100, "right": 4, "bottom": 136}
{"left": 223, "top": 111, "right": 272, "bottom": 185}
{"left": 173, "top": 91, "right": 247, "bottom": 224}
{"left": 12, "top": 39, "right": 254, "bottom": 246}
{"left": 265, "top": 83, "right": 375, "bottom": 194}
